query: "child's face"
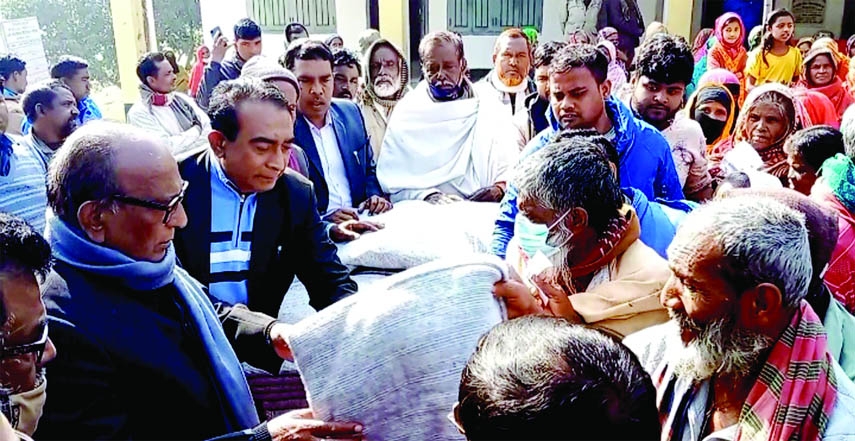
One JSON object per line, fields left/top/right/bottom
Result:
{"left": 723, "top": 20, "right": 741, "bottom": 45}
{"left": 768, "top": 16, "right": 794, "bottom": 43}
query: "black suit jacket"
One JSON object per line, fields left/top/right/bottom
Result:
{"left": 294, "top": 99, "right": 383, "bottom": 214}
{"left": 174, "top": 148, "right": 357, "bottom": 318}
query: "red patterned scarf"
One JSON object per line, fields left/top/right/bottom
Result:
{"left": 654, "top": 301, "right": 838, "bottom": 441}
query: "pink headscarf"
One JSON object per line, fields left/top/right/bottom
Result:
{"left": 713, "top": 13, "right": 746, "bottom": 58}
{"left": 699, "top": 68, "right": 740, "bottom": 88}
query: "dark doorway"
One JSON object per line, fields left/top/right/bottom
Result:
{"left": 368, "top": 0, "right": 380, "bottom": 30}
{"left": 843, "top": 0, "right": 855, "bottom": 41}
{"left": 700, "top": 0, "right": 764, "bottom": 40}
{"left": 408, "top": 0, "right": 428, "bottom": 84}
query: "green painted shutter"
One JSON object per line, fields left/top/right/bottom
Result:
{"left": 448, "top": 0, "right": 542, "bottom": 35}
{"left": 251, "top": 0, "right": 336, "bottom": 33}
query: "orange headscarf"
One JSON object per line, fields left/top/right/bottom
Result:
{"left": 812, "top": 37, "right": 849, "bottom": 82}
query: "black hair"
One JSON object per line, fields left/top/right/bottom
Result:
{"left": 533, "top": 41, "right": 566, "bottom": 69}
{"left": 21, "top": 80, "right": 73, "bottom": 122}
{"left": 515, "top": 136, "right": 623, "bottom": 235}
{"left": 632, "top": 33, "right": 695, "bottom": 86}
{"left": 549, "top": 43, "right": 608, "bottom": 84}
{"left": 760, "top": 9, "right": 795, "bottom": 67}
{"left": 234, "top": 18, "right": 262, "bottom": 41}
{"left": 136, "top": 52, "right": 168, "bottom": 86}
{"left": 458, "top": 316, "right": 660, "bottom": 441}
{"left": 0, "top": 212, "right": 52, "bottom": 326}
{"left": 208, "top": 78, "right": 290, "bottom": 141}
{"left": 50, "top": 56, "right": 89, "bottom": 80}
{"left": 284, "top": 22, "right": 309, "bottom": 43}
{"left": 783, "top": 125, "right": 845, "bottom": 172}
{"left": 332, "top": 48, "right": 362, "bottom": 76}
{"left": 283, "top": 40, "right": 333, "bottom": 71}
{"left": 0, "top": 54, "right": 26, "bottom": 81}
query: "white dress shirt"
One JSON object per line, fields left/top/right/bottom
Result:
{"left": 306, "top": 113, "right": 352, "bottom": 215}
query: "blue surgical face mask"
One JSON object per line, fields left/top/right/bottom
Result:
{"left": 515, "top": 210, "right": 572, "bottom": 258}
{"left": 428, "top": 80, "right": 464, "bottom": 101}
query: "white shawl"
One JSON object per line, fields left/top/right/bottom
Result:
{"left": 377, "top": 81, "right": 517, "bottom": 200}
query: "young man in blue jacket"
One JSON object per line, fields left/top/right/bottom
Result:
{"left": 493, "top": 43, "right": 684, "bottom": 258}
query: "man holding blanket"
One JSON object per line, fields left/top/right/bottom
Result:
{"left": 377, "top": 31, "right": 518, "bottom": 204}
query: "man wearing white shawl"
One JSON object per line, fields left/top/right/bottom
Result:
{"left": 377, "top": 31, "right": 519, "bottom": 204}
{"left": 479, "top": 29, "right": 535, "bottom": 117}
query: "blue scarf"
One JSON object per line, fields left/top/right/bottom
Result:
{"left": 0, "top": 134, "right": 13, "bottom": 177}
{"left": 48, "top": 216, "right": 261, "bottom": 431}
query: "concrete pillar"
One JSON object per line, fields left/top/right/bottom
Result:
{"left": 109, "top": 0, "right": 153, "bottom": 117}
{"left": 378, "top": 0, "right": 408, "bottom": 61}
{"left": 663, "top": 0, "right": 694, "bottom": 40}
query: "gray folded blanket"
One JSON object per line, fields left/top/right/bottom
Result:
{"left": 287, "top": 255, "right": 507, "bottom": 441}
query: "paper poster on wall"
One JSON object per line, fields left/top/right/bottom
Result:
{"left": 792, "top": 0, "right": 826, "bottom": 25}
{"left": 0, "top": 17, "right": 51, "bottom": 84}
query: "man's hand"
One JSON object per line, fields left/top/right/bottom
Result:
{"left": 211, "top": 35, "right": 229, "bottom": 63}
{"left": 330, "top": 219, "right": 384, "bottom": 242}
{"left": 531, "top": 272, "right": 581, "bottom": 322}
{"left": 467, "top": 185, "right": 504, "bottom": 202}
{"left": 268, "top": 323, "right": 293, "bottom": 361}
{"left": 425, "top": 192, "right": 463, "bottom": 205}
{"left": 358, "top": 195, "right": 392, "bottom": 215}
{"left": 267, "top": 408, "right": 364, "bottom": 441}
{"left": 493, "top": 279, "right": 544, "bottom": 318}
{"left": 324, "top": 208, "right": 360, "bottom": 224}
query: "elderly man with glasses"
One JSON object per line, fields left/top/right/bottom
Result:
{"left": 36, "top": 121, "right": 363, "bottom": 440}
{"left": 0, "top": 212, "right": 55, "bottom": 439}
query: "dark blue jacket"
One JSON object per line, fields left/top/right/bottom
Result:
{"left": 196, "top": 55, "right": 244, "bottom": 110}
{"left": 39, "top": 262, "right": 280, "bottom": 440}
{"left": 294, "top": 99, "right": 383, "bottom": 214}
{"left": 491, "top": 96, "right": 685, "bottom": 258}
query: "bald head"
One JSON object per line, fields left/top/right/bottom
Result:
{"left": 48, "top": 121, "right": 186, "bottom": 262}
{"left": 49, "top": 121, "right": 170, "bottom": 225}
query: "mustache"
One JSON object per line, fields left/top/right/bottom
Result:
{"left": 669, "top": 308, "right": 773, "bottom": 382}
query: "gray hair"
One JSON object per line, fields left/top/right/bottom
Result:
{"left": 842, "top": 104, "right": 855, "bottom": 158}
{"left": 418, "top": 31, "right": 464, "bottom": 63}
{"left": 668, "top": 196, "right": 812, "bottom": 308}
{"left": 515, "top": 139, "right": 623, "bottom": 235}
{"left": 47, "top": 121, "right": 143, "bottom": 227}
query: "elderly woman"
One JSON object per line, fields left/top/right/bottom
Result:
{"left": 813, "top": 37, "right": 850, "bottom": 82}
{"left": 801, "top": 46, "right": 855, "bottom": 120}
{"left": 712, "top": 83, "right": 799, "bottom": 184}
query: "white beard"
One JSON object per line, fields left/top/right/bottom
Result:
{"left": 374, "top": 77, "right": 401, "bottom": 99}
{"left": 670, "top": 311, "right": 774, "bottom": 383}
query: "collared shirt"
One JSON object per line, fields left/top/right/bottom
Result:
{"left": 0, "top": 134, "right": 48, "bottom": 232}
{"left": 208, "top": 156, "right": 257, "bottom": 306}
{"left": 305, "top": 113, "right": 352, "bottom": 215}
{"left": 17, "top": 132, "right": 57, "bottom": 174}
{"left": 3, "top": 87, "right": 19, "bottom": 99}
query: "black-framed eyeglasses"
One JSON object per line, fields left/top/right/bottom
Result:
{"left": 111, "top": 181, "right": 189, "bottom": 224}
{"left": 0, "top": 322, "right": 49, "bottom": 364}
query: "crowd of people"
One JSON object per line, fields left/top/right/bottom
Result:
{"left": 1, "top": 7, "right": 855, "bottom": 441}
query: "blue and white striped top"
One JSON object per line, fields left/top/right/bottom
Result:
{"left": 208, "top": 156, "right": 257, "bottom": 306}
{"left": 0, "top": 134, "right": 48, "bottom": 233}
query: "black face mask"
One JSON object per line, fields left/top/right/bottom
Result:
{"left": 694, "top": 113, "right": 727, "bottom": 145}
